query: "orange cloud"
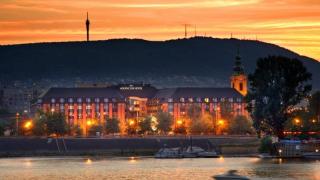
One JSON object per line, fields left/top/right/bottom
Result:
{"left": 0, "top": 0, "right": 319, "bottom": 61}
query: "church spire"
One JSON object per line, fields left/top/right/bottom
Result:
{"left": 233, "top": 45, "right": 245, "bottom": 75}
{"left": 230, "top": 45, "right": 247, "bottom": 96}
{"left": 86, "top": 12, "right": 90, "bottom": 42}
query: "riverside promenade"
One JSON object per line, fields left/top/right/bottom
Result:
{"left": 0, "top": 136, "right": 260, "bottom": 157}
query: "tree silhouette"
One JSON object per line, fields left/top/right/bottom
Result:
{"left": 246, "top": 56, "right": 312, "bottom": 139}
{"left": 105, "top": 117, "right": 120, "bottom": 134}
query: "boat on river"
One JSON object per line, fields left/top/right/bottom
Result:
{"left": 213, "top": 170, "right": 250, "bottom": 180}
{"left": 303, "top": 151, "right": 320, "bottom": 159}
{"left": 155, "top": 146, "right": 218, "bottom": 158}
{"left": 155, "top": 147, "right": 183, "bottom": 158}
{"left": 182, "top": 146, "right": 218, "bottom": 158}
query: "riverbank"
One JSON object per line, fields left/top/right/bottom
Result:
{"left": 0, "top": 136, "right": 259, "bottom": 157}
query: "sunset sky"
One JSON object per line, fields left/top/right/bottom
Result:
{"left": 1, "top": 0, "right": 320, "bottom": 61}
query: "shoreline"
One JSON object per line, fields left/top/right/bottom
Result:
{"left": 0, "top": 136, "right": 260, "bottom": 158}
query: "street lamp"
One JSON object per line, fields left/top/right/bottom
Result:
{"left": 294, "top": 118, "right": 300, "bottom": 125}
{"left": 218, "top": 119, "right": 225, "bottom": 126}
{"left": 86, "top": 119, "right": 93, "bottom": 136}
{"left": 24, "top": 120, "right": 33, "bottom": 130}
{"left": 16, "top": 112, "right": 20, "bottom": 136}
{"left": 216, "top": 119, "right": 225, "bottom": 135}
{"left": 129, "top": 119, "right": 135, "bottom": 126}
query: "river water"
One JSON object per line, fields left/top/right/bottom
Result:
{"left": 0, "top": 157, "right": 319, "bottom": 180}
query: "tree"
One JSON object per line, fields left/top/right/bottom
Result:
{"left": 138, "top": 116, "right": 153, "bottom": 134}
{"left": 189, "top": 113, "right": 214, "bottom": 134}
{"left": 156, "top": 111, "right": 173, "bottom": 134}
{"left": 32, "top": 110, "right": 47, "bottom": 136}
{"left": 88, "top": 125, "right": 103, "bottom": 136}
{"left": 228, "top": 116, "right": 254, "bottom": 135}
{"left": 187, "top": 104, "right": 201, "bottom": 121}
{"left": 309, "top": 91, "right": 320, "bottom": 123}
{"left": 0, "top": 122, "right": 5, "bottom": 136}
{"left": 46, "top": 112, "right": 67, "bottom": 136}
{"left": 71, "top": 125, "right": 83, "bottom": 136}
{"left": 246, "top": 56, "right": 312, "bottom": 139}
{"left": 220, "top": 101, "right": 233, "bottom": 120}
{"left": 105, "top": 117, "right": 120, "bottom": 134}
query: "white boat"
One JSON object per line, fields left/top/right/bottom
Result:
{"left": 155, "top": 147, "right": 183, "bottom": 158}
{"left": 182, "top": 146, "right": 218, "bottom": 158}
{"left": 213, "top": 170, "right": 250, "bottom": 180}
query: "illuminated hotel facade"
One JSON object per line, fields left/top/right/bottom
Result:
{"left": 38, "top": 54, "right": 248, "bottom": 133}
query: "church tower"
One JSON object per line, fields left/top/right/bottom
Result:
{"left": 86, "top": 12, "right": 90, "bottom": 41}
{"left": 230, "top": 48, "right": 248, "bottom": 96}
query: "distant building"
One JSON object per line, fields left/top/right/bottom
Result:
{"left": 1, "top": 87, "right": 33, "bottom": 113}
{"left": 38, "top": 54, "right": 248, "bottom": 134}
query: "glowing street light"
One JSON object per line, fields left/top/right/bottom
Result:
{"left": 24, "top": 121, "right": 33, "bottom": 130}
{"left": 86, "top": 120, "right": 93, "bottom": 126}
{"left": 294, "top": 118, "right": 300, "bottom": 125}
{"left": 218, "top": 119, "right": 225, "bottom": 126}
{"left": 129, "top": 119, "right": 135, "bottom": 126}
{"left": 312, "top": 119, "right": 317, "bottom": 123}
{"left": 177, "top": 120, "right": 183, "bottom": 126}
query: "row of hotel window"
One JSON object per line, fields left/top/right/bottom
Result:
{"left": 40, "top": 97, "right": 243, "bottom": 104}
{"left": 49, "top": 103, "right": 243, "bottom": 112}
{"left": 50, "top": 104, "right": 118, "bottom": 119}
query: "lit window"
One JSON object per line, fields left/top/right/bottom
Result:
{"left": 213, "top": 98, "right": 218, "bottom": 102}
{"left": 104, "top": 98, "right": 109, "bottom": 103}
{"left": 51, "top": 98, "right": 56, "bottom": 103}
{"left": 180, "top": 98, "right": 185, "bottom": 102}
{"left": 77, "top": 98, "right": 82, "bottom": 103}
{"left": 236, "top": 98, "right": 242, "bottom": 102}
{"left": 86, "top": 105, "right": 91, "bottom": 110}
{"left": 86, "top": 98, "right": 91, "bottom": 103}
{"left": 188, "top": 98, "right": 193, "bottom": 102}
{"left": 60, "top": 98, "right": 65, "bottom": 103}
{"left": 196, "top": 98, "right": 201, "bottom": 102}
{"left": 228, "top": 98, "right": 233, "bottom": 102}
{"left": 168, "top": 98, "right": 173, "bottom": 103}
{"left": 168, "top": 103, "right": 174, "bottom": 113}
{"left": 69, "top": 105, "right": 74, "bottom": 110}
{"left": 68, "top": 98, "right": 73, "bottom": 103}
{"left": 221, "top": 98, "right": 225, "bottom": 102}
{"left": 95, "top": 98, "right": 100, "bottom": 103}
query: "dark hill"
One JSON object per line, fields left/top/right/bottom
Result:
{"left": 0, "top": 37, "right": 319, "bottom": 89}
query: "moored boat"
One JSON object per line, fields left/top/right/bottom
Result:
{"left": 155, "top": 147, "right": 183, "bottom": 158}
{"left": 213, "top": 170, "right": 250, "bottom": 180}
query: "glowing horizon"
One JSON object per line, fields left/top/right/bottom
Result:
{"left": 0, "top": 0, "right": 320, "bottom": 61}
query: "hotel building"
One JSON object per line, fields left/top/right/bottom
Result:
{"left": 38, "top": 54, "right": 248, "bottom": 134}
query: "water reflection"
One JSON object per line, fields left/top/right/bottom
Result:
{"left": 0, "top": 157, "right": 318, "bottom": 180}
{"left": 85, "top": 158, "right": 92, "bottom": 165}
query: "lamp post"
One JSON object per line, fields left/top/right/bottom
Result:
{"left": 86, "top": 120, "right": 92, "bottom": 136}
{"left": 16, "top": 112, "right": 20, "bottom": 136}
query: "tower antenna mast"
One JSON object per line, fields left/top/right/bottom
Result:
{"left": 86, "top": 12, "right": 90, "bottom": 42}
